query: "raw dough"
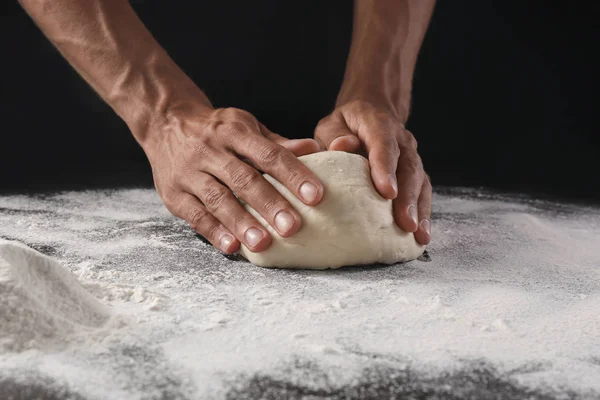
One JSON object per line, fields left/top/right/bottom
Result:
{"left": 239, "top": 151, "right": 425, "bottom": 269}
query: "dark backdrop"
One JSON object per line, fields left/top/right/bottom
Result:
{"left": 1, "top": 1, "right": 597, "bottom": 200}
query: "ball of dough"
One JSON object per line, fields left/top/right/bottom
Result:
{"left": 239, "top": 151, "right": 425, "bottom": 269}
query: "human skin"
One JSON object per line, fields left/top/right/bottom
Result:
{"left": 19, "top": 0, "right": 324, "bottom": 255}
{"left": 315, "top": 0, "right": 436, "bottom": 245}
{"left": 19, "top": 0, "right": 433, "bottom": 254}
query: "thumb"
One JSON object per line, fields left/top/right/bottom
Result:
{"left": 259, "top": 123, "right": 320, "bottom": 157}
{"left": 314, "top": 114, "right": 361, "bottom": 153}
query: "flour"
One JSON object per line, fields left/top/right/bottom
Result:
{"left": 0, "top": 240, "right": 110, "bottom": 352}
{"left": 0, "top": 188, "right": 599, "bottom": 399}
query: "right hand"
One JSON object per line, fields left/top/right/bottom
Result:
{"left": 143, "top": 104, "right": 323, "bottom": 255}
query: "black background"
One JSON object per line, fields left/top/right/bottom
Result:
{"left": 1, "top": 1, "right": 597, "bottom": 200}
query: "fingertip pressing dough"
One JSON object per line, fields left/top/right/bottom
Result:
{"left": 239, "top": 151, "right": 425, "bottom": 269}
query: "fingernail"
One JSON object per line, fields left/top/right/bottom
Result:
{"left": 244, "top": 228, "right": 263, "bottom": 247}
{"left": 275, "top": 210, "right": 295, "bottom": 234}
{"left": 388, "top": 174, "right": 398, "bottom": 197}
{"left": 299, "top": 182, "right": 318, "bottom": 203}
{"left": 220, "top": 234, "right": 234, "bottom": 252}
{"left": 408, "top": 205, "right": 418, "bottom": 225}
{"left": 421, "top": 219, "right": 431, "bottom": 236}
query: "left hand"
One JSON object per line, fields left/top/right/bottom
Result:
{"left": 314, "top": 100, "right": 431, "bottom": 245}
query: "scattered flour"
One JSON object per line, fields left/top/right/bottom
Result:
{"left": 0, "top": 188, "right": 599, "bottom": 399}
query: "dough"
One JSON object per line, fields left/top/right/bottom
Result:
{"left": 239, "top": 151, "right": 425, "bottom": 269}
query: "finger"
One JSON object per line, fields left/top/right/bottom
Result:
{"left": 330, "top": 135, "right": 362, "bottom": 153}
{"left": 205, "top": 156, "right": 305, "bottom": 242}
{"left": 314, "top": 114, "right": 361, "bottom": 153}
{"left": 319, "top": 114, "right": 399, "bottom": 199}
{"left": 393, "top": 154, "right": 425, "bottom": 233}
{"left": 229, "top": 135, "right": 324, "bottom": 206}
{"left": 356, "top": 122, "right": 400, "bottom": 200}
{"left": 281, "top": 139, "right": 321, "bottom": 157}
{"left": 260, "top": 124, "right": 320, "bottom": 157}
{"left": 413, "top": 175, "right": 432, "bottom": 245}
{"left": 174, "top": 192, "right": 239, "bottom": 254}
{"left": 181, "top": 172, "right": 277, "bottom": 252}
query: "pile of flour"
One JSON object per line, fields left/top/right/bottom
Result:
{"left": 0, "top": 240, "right": 110, "bottom": 351}
{"left": 0, "top": 188, "right": 599, "bottom": 399}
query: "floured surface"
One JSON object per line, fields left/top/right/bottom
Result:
{"left": 0, "top": 188, "right": 599, "bottom": 399}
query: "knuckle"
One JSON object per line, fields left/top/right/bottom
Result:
{"left": 223, "top": 120, "right": 250, "bottom": 137}
{"left": 204, "top": 223, "right": 221, "bottom": 242}
{"left": 221, "top": 107, "right": 239, "bottom": 117}
{"left": 404, "top": 157, "right": 423, "bottom": 175}
{"left": 188, "top": 208, "right": 210, "bottom": 232}
{"left": 402, "top": 132, "right": 418, "bottom": 150}
{"left": 234, "top": 214, "right": 255, "bottom": 232}
{"left": 202, "top": 186, "right": 230, "bottom": 211}
{"left": 162, "top": 199, "right": 178, "bottom": 217}
{"left": 315, "top": 117, "right": 328, "bottom": 129}
{"left": 228, "top": 164, "right": 261, "bottom": 193}
{"left": 407, "top": 131, "right": 419, "bottom": 150}
{"left": 225, "top": 108, "right": 256, "bottom": 126}
{"left": 206, "top": 120, "right": 224, "bottom": 135}
{"left": 222, "top": 159, "right": 238, "bottom": 176}
{"left": 315, "top": 115, "right": 334, "bottom": 133}
{"left": 382, "top": 137, "right": 400, "bottom": 158}
{"left": 423, "top": 172, "right": 432, "bottom": 187}
{"left": 257, "top": 144, "right": 285, "bottom": 166}
{"left": 408, "top": 192, "right": 420, "bottom": 203}
{"left": 224, "top": 107, "right": 248, "bottom": 118}
{"left": 186, "top": 137, "right": 214, "bottom": 162}
{"left": 287, "top": 168, "right": 305, "bottom": 189}
{"left": 162, "top": 193, "right": 176, "bottom": 209}
{"left": 161, "top": 190, "right": 182, "bottom": 214}
{"left": 171, "top": 167, "right": 191, "bottom": 186}
{"left": 262, "top": 197, "right": 285, "bottom": 215}
{"left": 411, "top": 136, "right": 419, "bottom": 149}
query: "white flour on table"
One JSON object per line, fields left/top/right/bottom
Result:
{"left": 0, "top": 188, "right": 599, "bottom": 399}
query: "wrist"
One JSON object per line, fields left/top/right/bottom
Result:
{"left": 108, "top": 57, "right": 213, "bottom": 152}
{"left": 128, "top": 87, "right": 214, "bottom": 157}
{"left": 336, "top": 57, "right": 411, "bottom": 124}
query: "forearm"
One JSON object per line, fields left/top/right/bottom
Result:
{"left": 19, "top": 0, "right": 211, "bottom": 147}
{"left": 337, "top": 0, "right": 435, "bottom": 123}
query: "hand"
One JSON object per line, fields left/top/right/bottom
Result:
{"left": 314, "top": 100, "right": 431, "bottom": 245}
{"left": 144, "top": 104, "right": 323, "bottom": 254}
